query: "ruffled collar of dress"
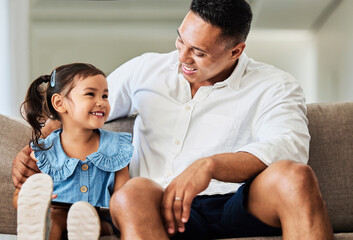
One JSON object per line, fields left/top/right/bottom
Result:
{"left": 33, "top": 128, "right": 133, "bottom": 181}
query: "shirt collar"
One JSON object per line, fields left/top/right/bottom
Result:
{"left": 171, "top": 51, "right": 249, "bottom": 91}
{"left": 224, "top": 52, "right": 249, "bottom": 90}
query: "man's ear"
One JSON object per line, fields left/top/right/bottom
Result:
{"left": 230, "top": 42, "right": 246, "bottom": 60}
{"left": 51, "top": 93, "right": 66, "bottom": 113}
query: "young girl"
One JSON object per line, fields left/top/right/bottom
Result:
{"left": 13, "top": 63, "right": 133, "bottom": 240}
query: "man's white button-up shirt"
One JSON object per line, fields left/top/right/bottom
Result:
{"left": 107, "top": 50, "right": 310, "bottom": 195}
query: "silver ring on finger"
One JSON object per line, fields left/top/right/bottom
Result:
{"left": 174, "top": 197, "right": 183, "bottom": 201}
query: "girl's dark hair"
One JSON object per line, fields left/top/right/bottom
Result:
{"left": 190, "top": 0, "right": 252, "bottom": 48}
{"left": 21, "top": 63, "right": 105, "bottom": 148}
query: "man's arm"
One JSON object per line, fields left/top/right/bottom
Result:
{"left": 106, "top": 55, "right": 142, "bottom": 122}
{"left": 12, "top": 119, "right": 61, "bottom": 188}
{"left": 209, "top": 152, "right": 266, "bottom": 182}
{"left": 40, "top": 119, "right": 62, "bottom": 139}
{"left": 162, "top": 151, "right": 266, "bottom": 235}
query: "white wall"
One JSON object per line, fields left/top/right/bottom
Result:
{"left": 0, "top": 0, "right": 30, "bottom": 117}
{"left": 246, "top": 30, "right": 317, "bottom": 103}
{"left": 30, "top": 2, "right": 319, "bottom": 104}
{"left": 3, "top": 0, "right": 353, "bottom": 118}
{"left": 315, "top": 0, "right": 353, "bottom": 102}
{"left": 30, "top": 0, "right": 188, "bottom": 79}
{"left": 0, "top": 0, "right": 11, "bottom": 116}
{"left": 31, "top": 22, "right": 179, "bottom": 79}
{"left": 9, "top": 0, "right": 30, "bottom": 117}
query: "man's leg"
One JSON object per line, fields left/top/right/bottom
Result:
{"left": 247, "top": 160, "right": 333, "bottom": 240}
{"left": 109, "top": 177, "right": 169, "bottom": 240}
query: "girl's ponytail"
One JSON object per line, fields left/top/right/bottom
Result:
{"left": 21, "top": 75, "right": 51, "bottom": 147}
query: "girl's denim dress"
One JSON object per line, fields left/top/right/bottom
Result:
{"left": 32, "top": 128, "right": 133, "bottom": 208}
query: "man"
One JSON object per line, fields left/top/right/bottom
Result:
{"left": 13, "top": 0, "right": 333, "bottom": 239}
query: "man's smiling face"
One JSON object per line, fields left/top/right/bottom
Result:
{"left": 176, "top": 11, "right": 245, "bottom": 87}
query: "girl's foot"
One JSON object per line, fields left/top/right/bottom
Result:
{"left": 67, "top": 201, "right": 100, "bottom": 240}
{"left": 17, "top": 173, "right": 53, "bottom": 240}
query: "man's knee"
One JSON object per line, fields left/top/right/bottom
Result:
{"left": 110, "top": 177, "right": 163, "bottom": 212}
{"left": 110, "top": 177, "right": 164, "bottom": 228}
{"left": 265, "top": 160, "right": 321, "bottom": 203}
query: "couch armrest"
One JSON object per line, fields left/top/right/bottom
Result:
{"left": 0, "top": 114, "right": 31, "bottom": 235}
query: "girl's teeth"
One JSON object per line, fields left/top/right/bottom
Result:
{"left": 92, "top": 112, "right": 103, "bottom": 116}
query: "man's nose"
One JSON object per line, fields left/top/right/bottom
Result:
{"left": 178, "top": 46, "right": 192, "bottom": 64}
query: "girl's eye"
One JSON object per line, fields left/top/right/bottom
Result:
{"left": 86, "top": 92, "right": 94, "bottom": 96}
{"left": 103, "top": 94, "right": 108, "bottom": 99}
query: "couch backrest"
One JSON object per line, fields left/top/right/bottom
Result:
{"left": 307, "top": 102, "right": 353, "bottom": 232}
{"left": 102, "top": 116, "right": 135, "bottom": 134}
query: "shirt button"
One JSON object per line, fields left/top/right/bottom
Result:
{"left": 175, "top": 140, "right": 180, "bottom": 145}
{"left": 185, "top": 105, "right": 191, "bottom": 111}
{"left": 80, "top": 186, "right": 88, "bottom": 193}
{"left": 166, "top": 172, "right": 172, "bottom": 177}
{"left": 81, "top": 164, "right": 89, "bottom": 171}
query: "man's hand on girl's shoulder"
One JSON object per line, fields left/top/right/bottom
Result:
{"left": 12, "top": 145, "right": 40, "bottom": 188}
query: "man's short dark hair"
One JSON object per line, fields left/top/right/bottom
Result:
{"left": 190, "top": 0, "right": 252, "bottom": 48}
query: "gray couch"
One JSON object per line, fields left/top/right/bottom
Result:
{"left": 1, "top": 102, "right": 352, "bottom": 239}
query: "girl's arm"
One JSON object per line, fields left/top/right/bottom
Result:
{"left": 113, "top": 166, "right": 130, "bottom": 192}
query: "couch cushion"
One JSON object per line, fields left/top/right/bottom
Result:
{"left": 0, "top": 114, "right": 31, "bottom": 235}
{"left": 307, "top": 102, "right": 353, "bottom": 232}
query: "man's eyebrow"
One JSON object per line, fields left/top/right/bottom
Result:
{"left": 177, "top": 29, "right": 207, "bottom": 54}
{"left": 177, "top": 29, "right": 183, "bottom": 41}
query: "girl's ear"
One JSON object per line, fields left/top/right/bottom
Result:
{"left": 51, "top": 93, "right": 66, "bottom": 113}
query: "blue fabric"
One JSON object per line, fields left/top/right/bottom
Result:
{"left": 172, "top": 180, "right": 282, "bottom": 239}
{"left": 32, "top": 129, "right": 133, "bottom": 208}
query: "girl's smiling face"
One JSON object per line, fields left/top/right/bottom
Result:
{"left": 61, "top": 74, "right": 110, "bottom": 130}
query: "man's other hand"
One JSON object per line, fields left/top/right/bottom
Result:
{"left": 161, "top": 157, "right": 214, "bottom": 235}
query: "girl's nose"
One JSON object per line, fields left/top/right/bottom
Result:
{"left": 96, "top": 102, "right": 105, "bottom": 107}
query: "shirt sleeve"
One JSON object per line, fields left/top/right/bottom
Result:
{"left": 106, "top": 56, "right": 142, "bottom": 122}
{"left": 237, "top": 76, "right": 310, "bottom": 165}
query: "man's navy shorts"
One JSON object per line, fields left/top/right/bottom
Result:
{"left": 172, "top": 179, "right": 282, "bottom": 239}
